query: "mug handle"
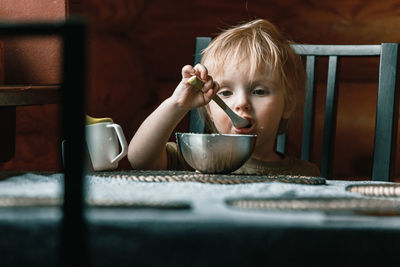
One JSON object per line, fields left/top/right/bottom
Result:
{"left": 107, "top": 123, "right": 128, "bottom": 164}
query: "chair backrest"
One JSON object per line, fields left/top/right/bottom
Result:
{"left": 189, "top": 38, "right": 398, "bottom": 181}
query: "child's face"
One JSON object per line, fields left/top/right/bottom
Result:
{"left": 208, "top": 61, "right": 290, "bottom": 158}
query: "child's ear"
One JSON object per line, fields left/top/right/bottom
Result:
{"left": 282, "top": 104, "right": 294, "bottom": 119}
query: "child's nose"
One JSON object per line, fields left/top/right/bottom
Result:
{"left": 233, "top": 94, "right": 251, "bottom": 112}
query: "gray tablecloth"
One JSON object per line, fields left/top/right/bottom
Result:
{"left": 1, "top": 172, "right": 400, "bottom": 266}
{"left": 1, "top": 172, "right": 400, "bottom": 224}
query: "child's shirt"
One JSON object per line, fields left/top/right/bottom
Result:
{"left": 166, "top": 142, "right": 321, "bottom": 177}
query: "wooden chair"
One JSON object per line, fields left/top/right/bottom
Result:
{"left": 0, "top": 20, "right": 88, "bottom": 265}
{"left": 189, "top": 37, "right": 399, "bottom": 181}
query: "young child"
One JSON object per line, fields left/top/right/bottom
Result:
{"left": 128, "top": 19, "right": 320, "bottom": 176}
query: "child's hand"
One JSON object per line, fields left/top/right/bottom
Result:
{"left": 171, "top": 64, "right": 219, "bottom": 111}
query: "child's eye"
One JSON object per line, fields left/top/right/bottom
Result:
{"left": 218, "top": 90, "right": 233, "bottom": 97}
{"left": 252, "top": 88, "right": 268, "bottom": 96}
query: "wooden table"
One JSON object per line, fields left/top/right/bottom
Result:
{"left": 1, "top": 171, "right": 400, "bottom": 266}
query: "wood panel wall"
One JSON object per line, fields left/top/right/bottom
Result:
{"left": 0, "top": 0, "right": 65, "bottom": 170}
{"left": 1, "top": 0, "right": 400, "bottom": 180}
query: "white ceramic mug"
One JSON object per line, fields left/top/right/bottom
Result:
{"left": 85, "top": 122, "right": 128, "bottom": 171}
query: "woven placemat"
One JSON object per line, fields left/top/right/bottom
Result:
{"left": 89, "top": 170, "right": 326, "bottom": 185}
{"left": 346, "top": 183, "right": 400, "bottom": 197}
{"left": 227, "top": 197, "right": 400, "bottom": 216}
{"left": 0, "top": 197, "right": 190, "bottom": 210}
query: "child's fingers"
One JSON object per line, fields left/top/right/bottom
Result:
{"left": 193, "top": 64, "right": 208, "bottom": 80}
{"left": 202, "top": 75, "right": 216, "bottom": 92}
{"left": 206, "top": 81, "right": 219, "bottom": 97}
{"left": 181, "top": 65, "right": 195, "bottom": 78}
{"left": 213, "top": 81, "right": 220, "bottom": 92}
{"left": 204, "top": 88, "right": 214, "bottom": 100}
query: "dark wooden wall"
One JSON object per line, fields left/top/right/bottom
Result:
{"left": 1, "top": 0, "right": 400, "bottom": 180}
{"left": 0, "top": 0, "right": 65, "bottom": 170}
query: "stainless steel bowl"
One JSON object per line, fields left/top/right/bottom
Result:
{"left": 176, "top": 132, "right": 257, "bottom": 174}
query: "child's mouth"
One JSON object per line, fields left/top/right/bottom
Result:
{"left": 243, "top": 123, "right": 252, "bottom": 129}
{"left": 233, "top": 121, "right": 254, "bottom": 134}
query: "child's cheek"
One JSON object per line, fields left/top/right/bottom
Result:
{"left": 210, "top": 108, "right": 232, "bottom": 133}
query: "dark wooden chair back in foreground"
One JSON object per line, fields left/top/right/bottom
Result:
{"left": 0, "top": 20, "right": 88, "bottom": 266}
{"left": 189, "top": 38, "right": 398, "bottom": 182}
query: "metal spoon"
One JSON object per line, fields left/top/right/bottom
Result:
{"left": 188, "top": 76, "right": 250, "bottom": 128}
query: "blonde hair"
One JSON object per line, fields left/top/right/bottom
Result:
{"left": 198, "top": 19, "right": 305, "bottom": 133}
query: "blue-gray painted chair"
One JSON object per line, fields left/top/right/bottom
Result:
{"left": 189, "top": 37, "right": 398, "bottom": 181}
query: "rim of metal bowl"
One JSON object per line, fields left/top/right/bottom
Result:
{"left": 176, "top": 132, "right": 257, "bottom": 138}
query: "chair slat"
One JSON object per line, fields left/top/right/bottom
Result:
{"left": 194, "top": 37, "right": 211, "bottom": 65}
{"left": 291, "top": 44, "right": 381, "bottom": 56}
{"left": 321, "top": 56, "right": 339, "bottom": 178}
{"left": 189, "top": 37, "right": 212, "bottom": 133}
{"left": 372, "top": 43, "right": 398, "bottom": 181}
{"left": 301, "top": 56, "right": 316, "bottom": 161}
{"left": 276, "top": 133, "right": 286, "bottom": 154}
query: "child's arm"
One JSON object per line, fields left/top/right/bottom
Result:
{"left": 128, "top": 64, "right": 218, "bottom": 170}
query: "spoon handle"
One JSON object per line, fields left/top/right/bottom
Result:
{"left": 188, "top": 76, "right": 227, "bottom": 110}
{"left": 211, "top": 94, "right": 228, "bottom": 110}
{"left": 187, "top": 75, "right": 204, "bottom": 90}
{"left": 188, "top": 76, "right": 250, "bottom": 128}
{"left": 212, "top": 94, "right": 250, "bottom": 128}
